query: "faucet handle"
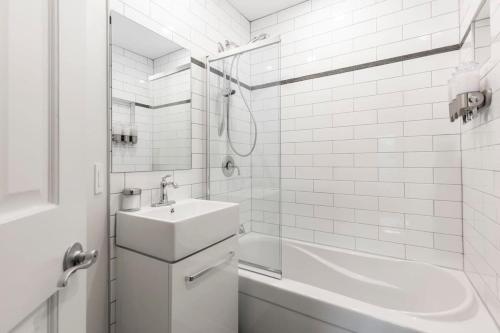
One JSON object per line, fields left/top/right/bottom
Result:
{"left": 162, "top": 174, "right": 179, "bottom": 188}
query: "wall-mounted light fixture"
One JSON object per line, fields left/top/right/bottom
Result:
{"left": 448, "top": 62, "right": 492, "bottom": 123}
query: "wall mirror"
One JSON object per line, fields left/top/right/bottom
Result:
{"left": 110, "top": 11, "right": 192, "bottom": 172}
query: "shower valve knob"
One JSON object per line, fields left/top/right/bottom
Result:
{"left": 222, "top": 155, "right": 240, "bottom": 177}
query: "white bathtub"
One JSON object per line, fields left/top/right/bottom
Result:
{"left": 238, "top": 233, "right": 498, "bottom": 333}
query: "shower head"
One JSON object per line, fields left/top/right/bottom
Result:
{"left": 251, "top": 33, "right": 269, "bottom": 43}
{"left": 223, "top": 89, "right": 236, "bottom": 97}
{"left": 225, "top": 40, "right": 239, "bottom": 49}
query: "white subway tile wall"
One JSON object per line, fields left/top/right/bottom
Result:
{"left": 152, "top": 49, "right": 191, "bottom": 105}
{"left": 112, "top": 45, "right": 154, "bottom": 104}
{"left": 459, "top": 0, "right": 485, "bottom": 40}
{"left": 252, "top": 0, "right": 460, "bottom": 80}
{"left": 475, "top": 17, "right": 492, "bottom": 67}
{"left": 461, "top": 0, "right": 500, "bottom": 325}
{"left": 112, "top": 103, "right": 154, "bottom": 172}
{"left": 111, "top": 46, "right": 155, "bottom": 172}
{"left": 152, "top": 102, "right": 192, "bottom": 170}
{"left": 152, "top": 50, "right": 192, "bottom": 170}
{"left": 250, "top": 0, "right": 463, "bottom": 269}
{"left": 248, "top": 45, "right": 282, "bottom": 245}
{"left": 108, "top": 0, "right": 250, "bottom": 331}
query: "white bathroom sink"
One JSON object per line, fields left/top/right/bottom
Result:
{"left": 116, "top": 199, "right": 239, "bottom": 262}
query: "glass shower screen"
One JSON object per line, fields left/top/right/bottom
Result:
{"left": 207, "top": 38, "right": 282, "bottom": 277}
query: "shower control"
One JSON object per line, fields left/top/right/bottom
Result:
{"left": 222, "top": 155, "right": 240, "bottom": 177}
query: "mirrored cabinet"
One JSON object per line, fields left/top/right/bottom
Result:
{"left": 110, "top": 11, "right": 192, "bottom": 172}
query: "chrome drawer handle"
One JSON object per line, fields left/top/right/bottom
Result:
{"left": 185, "top": 251, "right": 235, "bottom": 284}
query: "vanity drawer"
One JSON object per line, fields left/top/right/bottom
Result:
{"left": 170, "top": 236, "right": 238, "bottom": 333}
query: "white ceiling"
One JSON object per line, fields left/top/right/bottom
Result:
{"left": 228, "top": 0, "right": 307, "bottom": 21}
{"left": 111, "top": 11, "right": 183, "bottom": 59}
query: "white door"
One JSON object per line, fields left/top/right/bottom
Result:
{"left": 0, "top": 0, "right": 96, "bottom": 332}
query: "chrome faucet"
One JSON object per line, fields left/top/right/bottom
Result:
{"left": 152, "top": 174, "right": 178, "bottom": 207}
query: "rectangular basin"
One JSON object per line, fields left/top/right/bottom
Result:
{"left": 116, "top": 199, "right": 239, "bottom": 262}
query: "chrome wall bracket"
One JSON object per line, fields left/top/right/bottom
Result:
{"left": 449, "top": 89, "right": 492, "bottom": 123}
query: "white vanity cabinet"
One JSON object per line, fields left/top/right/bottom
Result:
{"left": 117, "top": 236, "right": 238, "bottom": 333}
{"left": 115, "top": 199, "right": 239, "bottom": 333}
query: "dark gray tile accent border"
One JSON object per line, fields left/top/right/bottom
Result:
{"left": 134, "top": 101, "right": 151, "bottom": 108}
{"left": 251, "top": 44, "right": 462, "bottom": 90}
{"left": 209, "top": 67, "right": 253, "bottom": 91}
{"left": 460, "top": 25, "right": 472, "bottom": 47}
{"left": 155, "top": 99, "right": 191, "bottom": 109}
{"left": 193, "top": 43, "right": 462, "bottom": 91}
{"left": 191, "top": 57, "right": 205, "bottom": 68}
{"left": 135, "top": 98, "right": 191, "bottom": 109}
{"left": 191, "top": 56, "right": 253, "bottom": 90}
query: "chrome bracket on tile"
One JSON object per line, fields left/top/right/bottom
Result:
{"left": 449, "top": 89, "right": 492, "bottom": 123}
